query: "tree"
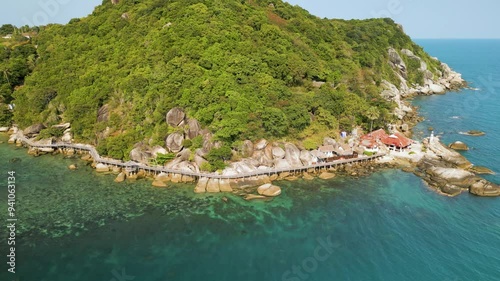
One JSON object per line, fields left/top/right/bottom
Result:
{"left": 365, "top": 106, "right": 380, "bottom": 132}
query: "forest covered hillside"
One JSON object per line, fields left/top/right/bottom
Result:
{"left": 4, "top": 0, "right": 445, "bottom": 160}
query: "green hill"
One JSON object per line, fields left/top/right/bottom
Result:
{"left": 7, "top": 0, "right": 443, "bottom": 159}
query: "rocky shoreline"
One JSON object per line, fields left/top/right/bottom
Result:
{"left": 3, "top": 47, "right": 499, "bottom": 199}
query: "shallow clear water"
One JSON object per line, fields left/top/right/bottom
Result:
{"left": 1, "top": 40, "right": 500, "bottom": 281}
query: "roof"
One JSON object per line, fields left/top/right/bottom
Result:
{"left": 381, "top": 132, "right": 413, "bottom": 148}
{"left": 361, "top": 129, "right": 388, "bottom": 141}
{"left": 319, "top": 145, "right": 335, "bottom": 153}
{"left": 335, "top": 143, "right": 353, "bottom": 156}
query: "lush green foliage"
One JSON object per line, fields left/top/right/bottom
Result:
{"left": 5, "top": 0, "right": 442, "bottom": 155}
{"left": 151, "top": 152, "right": 176, "bottom": 165}
{"left": 36, "top": 127, "right": 64, "bottom": 140}
{"left": 206, "top": 145, "right": 232, "bottom": 171}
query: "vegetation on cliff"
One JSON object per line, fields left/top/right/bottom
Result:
{"left": 5, "top": 0, "right": 444, "bottom": 159}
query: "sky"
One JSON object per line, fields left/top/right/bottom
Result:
{"left": 0, "top": 0, "right": 498, "bottom": 39}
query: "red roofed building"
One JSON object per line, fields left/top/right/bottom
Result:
{"left": 360, "top": 129, "right": 389, "bottom": 152}
{"left": 381, "top": 132, "right": 413, "bottom": 151}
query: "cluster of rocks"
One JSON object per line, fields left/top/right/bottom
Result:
{"left": 384, "top": 47, "right": 466, "bottom": 122}
{"left": 415, "top": 137, "right": 499, "bottom": 197}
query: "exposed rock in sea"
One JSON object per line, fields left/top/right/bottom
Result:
{"left": 206, "top": 179, "right": 220, "bottom": 193}
{"left": 155, "top": 172, "right": 171, "bottom": 182}
{"left": 257, "top": 183, "right": 282, "bottom": 197}
{"left": 219, "top": 179, "right": 233, "bottom": 192}
{"left": 319, "top": 172, "right": 335, "bottom": 180}
{"left": 95, "top": 163, "right": 110, "bottom": 173}
{"left": 244, "top": 194, "right": 268, "bottom": 201}
{"left": 68, "top": 164, "right": 77, "bottom": 170}
{"left": 114, "top": 172, "right": 126, "bottom": 182}
{"left": 302, "top": 172, "right": 315, "bottom": 180}
{"left": 152, "top": 180, "right": 167, "bottom": 187}
{"left": 469, "top": 180, "right": 500, "bottom": 197}
{"left": 425, "top": 137, "right": 472, "bottom": 169}
{"left": 465, "top": 130, "right": 485, "bottom": 136}
{"left": 469, "top": 166, "right": 495, "bottom": 175}
{"left": 195, "top": 177, "right": 208, "bottom": 193}
{"left": 449, "top": 141, "right": 469, "bottom": 151}
{"left": 166, "top": 107, "right": 186, "bottom": 127}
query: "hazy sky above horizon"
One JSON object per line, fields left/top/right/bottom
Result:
{"left": 0, "top": 0, "right": 498, "bottom": 39}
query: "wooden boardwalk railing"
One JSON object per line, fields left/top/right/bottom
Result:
{"left": 16, "top": 134, "right": 385, "bottom": 180}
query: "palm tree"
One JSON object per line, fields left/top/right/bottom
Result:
{"left": 365, "top": 106, "right": 380, "bottom": 132}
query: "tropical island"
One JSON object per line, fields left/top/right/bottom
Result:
{"left": 1, "top": 0, "right": 498, "bottom": 198}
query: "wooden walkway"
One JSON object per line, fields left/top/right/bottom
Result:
{"left": 16, "top": 134, "right": 385, "bottom": 180}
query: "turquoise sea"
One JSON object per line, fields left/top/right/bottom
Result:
{"left": 1, "top": 40, "right": 499, "bottom": 281}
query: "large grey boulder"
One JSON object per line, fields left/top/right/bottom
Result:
{"left": 388, "top": 48, "right": 406, "bottom": 74}
{"left": 24, "top": 123, "right": 46, "bottom": 137}
{"left": 300, "top": 150, "right": 315, "bottom": 166}
{"left": 254, "top": 139, "right": 268, "bottom": 150}
{"left": 129, "top": 145, "right": 152, "bottom": 164}
{"left": 426, "top": 138, "right": 472, "bottom": 169}
{"left": 272, "top": 146, "right": 286, "bottom": 159}
{"left": 165, "top": 132, "right": 184, "bottom": 153}
{"left": 166, "top": 107, "right": 186, "bottom": 127}
{"left": 285, "top": 143, "right": 302, "bottom": 167}
{"left": 274, "top": 159, "right": 291, "bottom": 169}
{"left": 150, "top": 145, "right": 168, "bottom": 158}
{"left": 257, "top": 183, "right": 282, "bottom": 197}
{"left": 323, "top": 137, "right": 336, "bottom": 147}
{"left": 241, "top": 140, "right": 254, "bottom": 157}
{"left": 185, "top": 118, "right": 201, "bottom": 139}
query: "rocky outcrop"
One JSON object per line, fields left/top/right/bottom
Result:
{"left": 285, "top": 143, "right": 302, "bottom": 167}
{"left": 219, "top": 179, "right": 233, "bottom": 192}
{"left": 425, "top": 137, "right": 472, "bottom": 169}
{"left": 299, "top": 150, "right": 315, "bottom": 166}
{"left": 97, "top": 105, "right": 109, "bottom": 122}
{"left": 114, "top": 172, "right": 126, "bottom": 182}
{"left": 257, "top": 183, "right": 281, "bottom": 197}
{"left": 469, "top": 180, "right": 500, "bottom": 197}
{"left": 165, "top": 132, "right": 184, "bottom": 153}
{"left": 449, "top": 141, "right": 469, "bottom": 151}
{"left": 185, "top": 118, "right": 201, "bottom": 139}
{"left": 388, "top": 47, "right": 406, "bottom": 76}
{"left": 241, "top": 140, "right": 254, "bottom": 158}
{"left": 155, "top": 172, "right": 171, "bottom": 182}
{"left": 195, "top": 177, "right": 208, "bottom": 193}
{"left": 272, "top": 146, "right": 285, "bottom": 159}
{"left": 24, "top": 123, "right": 45, "bottom": 137}
{"left": 152, "top": 180, "right": 167, "bottom": 187}
{"left": 319, "top": 172, "right": 335, "bottom": 180}
{"left": 206, "top": 179, "right": 220, "bottom": 193}
{"left": 166, "top": 107, "right": 185, "bottom": 127}
{"left": 129, "top": 144, "right": 152, "bottom": 164}
{"left": 151, "top": 145, "right": 168, "bottom": 158}
{"left": 255, "top": 139, "right": 268, "bottom": 150}
{"left": 95, "top": 163, "right": 110, "bottom": 173}
{"left": 469, "top": 166, "right": 495, "bottom": 175}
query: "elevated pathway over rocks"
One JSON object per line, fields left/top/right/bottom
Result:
{"left": 15, "top": 133, "right": 385, "bottom": 180}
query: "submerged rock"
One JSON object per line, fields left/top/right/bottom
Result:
{"left": 465, "top": 130, "right": 485, "bottom": 136}
{"left": 114, "top": 172, "right": 126, "bottom": 183}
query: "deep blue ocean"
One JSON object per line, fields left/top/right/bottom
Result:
{"left": 1, "top": 40, "right": 499, "bottom": 281}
